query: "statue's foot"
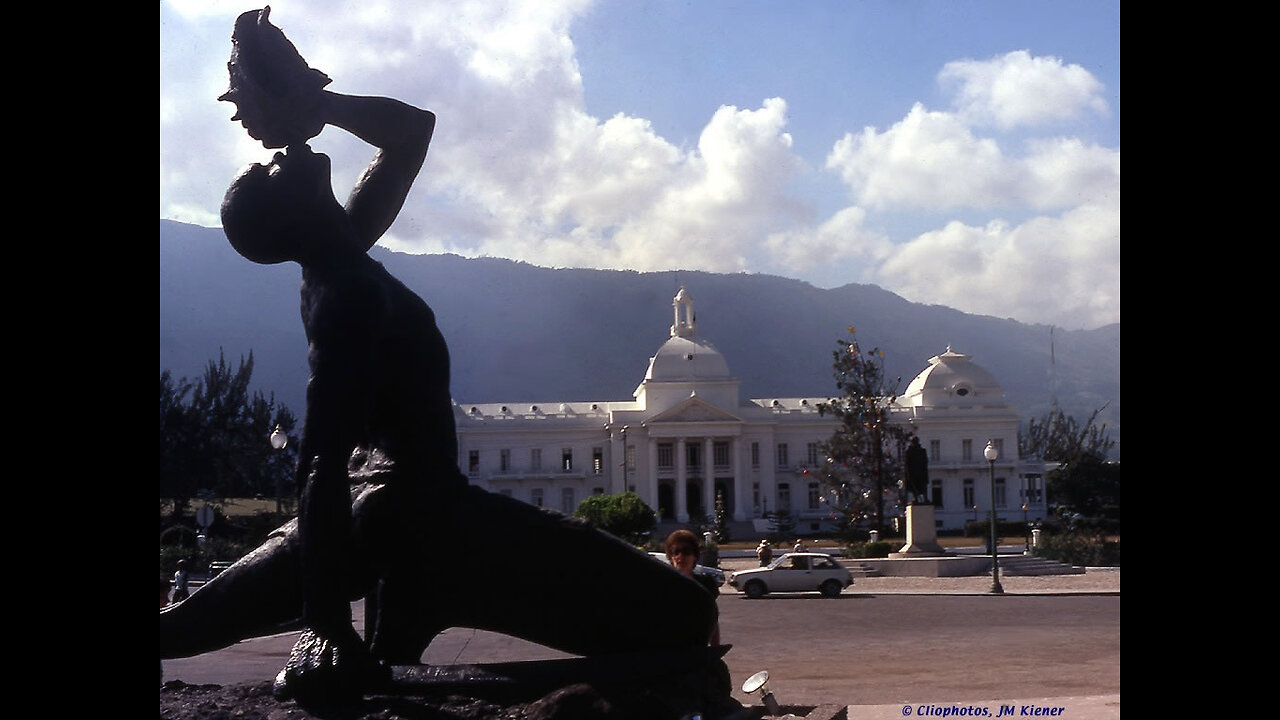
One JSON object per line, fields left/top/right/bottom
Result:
{"left": 273, "top": 627, "right": 390, "bottom": 707}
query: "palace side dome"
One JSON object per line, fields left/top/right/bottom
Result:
{"left": 899, "top": 346, "right": 1005, "bottom": 407}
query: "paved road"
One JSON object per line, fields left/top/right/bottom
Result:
{"left": 162, "top": 569, "right": 1119, "bottom": 718}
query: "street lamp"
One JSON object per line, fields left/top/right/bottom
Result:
{"left": 269, "top": 425, "right": 288, "bottom": 514}
{"left": 984, "top": 440, "right": 1004, "bottom": 594}
{"left": 1022, "top": 503, "right": 1030, "bottom": 553}
{"left": 620, "top": 425, "right": 630, "bottom": 495}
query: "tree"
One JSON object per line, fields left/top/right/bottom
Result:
{"left": 572, "top": 492, "right": 656, "bottom": 544}
{"left": 1019, "top": 403, "right": 1118, "bottom": 521}
{"left": 160, "top": 350, "right": 298, "bottom": 517}
{"left": 713, "top": 488, "right": 731, "bottom": 543}
{"left": 816, "top": 327, "right": 904, "bottom": 535}
{"left": 1019, "top": 403, "right": 1115, "bottom": 462}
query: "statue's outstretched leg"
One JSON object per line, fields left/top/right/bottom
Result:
{"left": 382, "top": 485, "right": 719, "bottom": 655}
{"left": 161, "top": 482, "right": 728, "bottom": 709}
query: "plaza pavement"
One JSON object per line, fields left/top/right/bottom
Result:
{"left": 163, "top": 564, "right": 1119, "bottom": 719}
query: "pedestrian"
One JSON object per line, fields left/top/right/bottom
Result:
{"left": 170, "top": 559, "right": 191, "bottom": 605}
{"left": 793, "top": 538, "right": 806, "bottom": 553}
{"left": 756, "top": 539, "right": 773, "bottom": 567}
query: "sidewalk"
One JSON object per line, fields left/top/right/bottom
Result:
{"left": 717, "top": 556, "right": 1120, "bottom": 595}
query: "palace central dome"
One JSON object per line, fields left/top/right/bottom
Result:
{"left": 642, "top": 287, "right": 732, "bottom": 383}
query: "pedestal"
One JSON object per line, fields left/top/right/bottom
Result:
{"left": 893, "top": 504, "right": 945, "bottom": 556}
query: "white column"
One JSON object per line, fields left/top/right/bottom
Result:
{"left": 611, "top": 430, "right": 623, "bottom": 495}
{"left": 763, "top": 437, "right": 777, "bottom": 516}
{"left": 703, "top": 437, "right": 715, "bottom": 518}
{"left": 647, "top": 437, "right": 659, "bottom": 514}
{"left": 732, "top": 437, "right": 747, "bottom": 521}
{"left": 676, "top": 437, "right": 688, "bottom": 522}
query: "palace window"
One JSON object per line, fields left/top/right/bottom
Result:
{"left": 468, "top": 450, "right": 479, "bottom": 475}
{"left": 714, "top": 441, "right": 730, "bottom": 468}
{"left": 562, "top": 448, "right": 573, "bottom": 472}
{"left": 995, "top": 477, "right": 1007, "bottom": 508}
{"left": 962, "top": 439, "right": 973, "bottom": 462}
{"left": 806, "top": 442, "right": 820, "bottom": 467}
{"left": 963, "top": 478, "right": 975, "bottom": 508}
{"left": 930, "top": 440, "right": 941, "bottom": 462}
{"left": 531, "top": 488, "right": 544, "bottom": 507}
{"left": 808, "top": 482, "right": 820, "bottom": 510}
{"left": 751, "top": 442, "right": 760, "bottom": 468}
{"left": 658, "top": 443, "right": 674, "bottom": 469}
{"left": 500, "top": 448, "right": 510, "bottom": 473}
{"left": 776, "top": 443, "right": 789, "bottom": 469}
{"left": 592, "top": 447, "right": 603, "bottom": 475}
{"left": 530, "top": 448, "right": 542, "bottom": 471}
{"left": 561, "top": 488, "right": 576, "bottom": 514}
{"left": 931, "top": 479, "right": 943, "bottom": 507}
{"left": 1024, "top": 475, "right": 1042, "bottom": 503}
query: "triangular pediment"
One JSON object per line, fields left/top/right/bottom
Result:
{"left": 646, "top": 395, "right": 742, "bottom": 424}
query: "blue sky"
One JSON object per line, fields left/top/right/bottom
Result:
{"left": 160, "top": 1, "right": 1119, "bottom": 329}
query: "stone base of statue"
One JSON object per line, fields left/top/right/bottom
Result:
{"left": 891, "top": 503, "right": 946, "bottom": 557}
{"left": 160, "top": 647, "right": 744, "bottom": 720}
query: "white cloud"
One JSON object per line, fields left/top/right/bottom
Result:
{"left": 544, "top": 98, "right": 807, "bottom": 274}
{"left": 825, "top": 103, "right": 1118, "bottom": 212}
{"left": 810, "top": 49, "right": 1118, "bottom": 328}
{"left": 874, "top": 192, "right": 1120, "bottom": 329}
{"left": 764, "top": 206, "right": 890, "bottom": 275}
{"left": 939, "top": 50, "right": 1109, "bottom": 129}
{"left": 827, "top": 103, "right": 1011, "bottom": 210}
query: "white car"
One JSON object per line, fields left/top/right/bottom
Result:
{"left": 728, "top": 552, "right": 852, "bottom": 598}
{"left": 648, "top": 552, "right": 727, "bottom": 586}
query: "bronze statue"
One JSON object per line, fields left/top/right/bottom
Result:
{"left": 904, "top": 435, "right": 929, "bottom": 504}
{"left": 161, "top": 9, "right": 731, "bottom": 715}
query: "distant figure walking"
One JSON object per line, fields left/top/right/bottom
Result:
{"left": 170, "top": 559, "right": 191, "bottom": 605}
{"left": 793, "top": 539, "right": 806, "bottom": 553}
{"left": 756, "top": 539, "right": 772, "bottom": 567}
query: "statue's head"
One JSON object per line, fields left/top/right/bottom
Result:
{"left": 221, "top": 144, "right": 350, "bottom": 265}
{"left": 218, "top": 7, "right": 330, "bottom": 148}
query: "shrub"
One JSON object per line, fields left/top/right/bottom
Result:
{"left": 1033, "top": 532, "right": 1120, "bottom": 566}
{"left": 844, "top": 540, "right": 893, "bottom": 558}
{"left": 573, "top": 492, "right": 656, "bottom": 544}
{"left": 160, "top": 506, "right": 293, "bottom": 577}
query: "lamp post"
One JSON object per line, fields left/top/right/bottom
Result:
{"left": 620, "top": 425, "right": 630, "bottom": 495}
{"left": 984, "top": 440, "right": 1004, "bottom": 594}
{"left": 1022, "top": 502, "right": 1030, "bottom": 553}
{"left": 269, "top": 424, "right": 288, "bottom": 515}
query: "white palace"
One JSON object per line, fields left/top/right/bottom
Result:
{"left": 454, "top": 288, "right": 1048, "bottom": 534}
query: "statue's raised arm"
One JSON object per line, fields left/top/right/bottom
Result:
{"left": 218, "top": 6, "right": 434, "bottom": 252}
